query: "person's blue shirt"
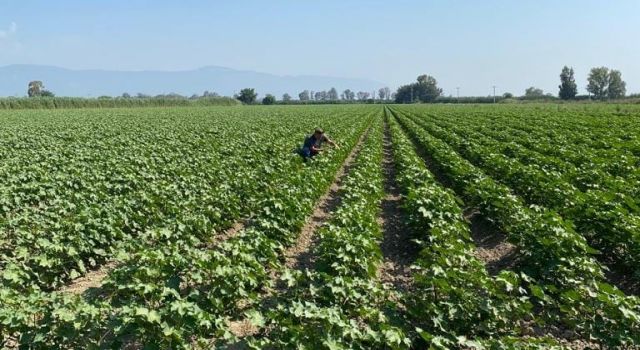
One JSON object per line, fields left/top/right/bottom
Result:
{"left": 301, "top": 133, "right": 330, "bottom": 160}
{"left": 303, "top": 134, "right": 328, "bottom": 149}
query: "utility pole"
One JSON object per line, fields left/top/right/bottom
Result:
{"left": 492, "top": 85, "right": 496, "bottom": 103}
{"left": 456, "top": 87, "right": 460, "bottom": 103}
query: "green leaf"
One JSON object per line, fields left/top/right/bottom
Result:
{"left": 147, "top": 310, "right": 162, "bottom": 324}
{"left": 245, "top": 310, "right": 265, "bottom": 328}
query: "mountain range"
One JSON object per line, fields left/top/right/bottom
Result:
{"left": 0, "top": 64, "right": 385, "bottom": 98}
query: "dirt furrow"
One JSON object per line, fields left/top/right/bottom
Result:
{"left": 60, "top": 220, "right": 247, "bottom": 296}
{"left": 464, "top": 208, "right": 519, "bottom": 275}
{"left": 391, "top": 112, "right": 518, "bottom": 276}
{"left": 59, "top": 261, "right": 120, "bottom": 295}
{"left": 227, "top": 126, "right": 371, "bottom": 338}
{"left": 284, "top": 133, "right": 367, "bottom": 271}
{"left": 377, "top": 120, "right": 417, "bottom": 294}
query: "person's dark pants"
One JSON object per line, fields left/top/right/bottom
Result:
{"left": 301, "top": 147, "right": 318, "bottom": 161}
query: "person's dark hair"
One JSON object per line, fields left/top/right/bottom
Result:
{"left": 314, "top": 128, "right": 324, "bottom": 134}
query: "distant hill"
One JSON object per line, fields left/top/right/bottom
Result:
{"left": 0, "top": 64, "right": 385, "bottom": 98}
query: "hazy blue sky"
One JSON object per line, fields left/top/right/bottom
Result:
{"left": 1, "top": 0, "right": 638, "bottom": 96}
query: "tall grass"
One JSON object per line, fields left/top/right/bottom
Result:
{"left": 0, "top": 96, "right": 240, "bottom": 109}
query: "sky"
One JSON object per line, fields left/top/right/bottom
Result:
{"left": 1, "top": 0, "right": 639, "bottom": 96}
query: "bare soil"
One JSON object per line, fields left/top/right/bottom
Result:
{"left": 394, "top": 118, "right": 453, "bottom": 190}
{"left": 227, "top": 127, "right": 370, "bottom": 338}
{"left": 284, "top": 127, "right": 369, "bottom": 272}
{"left": 396, "top": 116, "right": 521, "bottom": 275}
{"left": 209, "top": 221, "right": 246, "bottom": 247}
{"left": 226, "top": 318, "right": 260, "bottom": 344}
{"left": 59, "top": 261, "right": 119, "bottom": 295}
{"left": 2, "top": 336, "right": 19, "bottom": 350}
{"left": 377, "top": 120, "right": 418, "bottom": 294}
{"left": 464, "top": 208, "right": 519, "bottom": 275}
{"left": 60, "top": 221, "right": 247, "bottom": 297}
{"left": 519, "top": 321, "right": 604, "bottom": 350}
{"left": 604, "top": 262, "right": 639, "bottom": 296}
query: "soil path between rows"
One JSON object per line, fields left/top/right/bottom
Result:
{"left": 390, "top": 109, "right": 610, "bottom": 348}
{"left": 283, "top": 146, "right": 363, "bottom": 272}
{"left": 390, "top": 110, "right": 517, "bottom": 276}
{"left": 227, "top": 125, "right": 371, "bottom": 339}
{"left": 464, "top": 209, "right": 518, "bottom": 275}
{"left": 59, "top": 221, "right": 248, "bottom": 296}
{"left": 281, "top": 126, "right": 370, "bottom": 275}
{"left": 377, "top": 119, "right": 417, "bottom": 296}
{"left": 397, "top": 112, "right": 639, "bottom": 296}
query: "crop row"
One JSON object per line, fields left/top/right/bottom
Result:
{"left": 2, "top": 104, "right": 639, "bottom": 348}
{"left": 390, "top": 107, "right": 640, "bottom": 347}
{"left": 1, "top": 108, "right": 316, "bottom": 290}
{"left": 2, "top": 120, "right": 251, "bottom": 291}
{"left": 385, "top": 111, "right": 566, "bottom": 348}
{"left": 423, "top": 110, "right": 640, "bottom": 197}
{"left": 248, "top": 114, "right": 414, "bottom": 348}
{"left": 0, "top": 106, "right": 375, "bottom": 348}
{"left": 403, "top": 111, "right": 640, "bottom": 285}
{"left": 393, "top": 106, "right": 640, "bottom": 187}
{"left": 439, "top": 106, "right": 640, "bottom": 160}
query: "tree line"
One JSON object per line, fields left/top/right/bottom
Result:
{"left": 233, "top": 87, "right": 393, "bottom": 105}
{"left": 27, "top": 81, "right": 55, "bottom": 97}
{"left": 22, "top": 65, "right": 631, "bottom": 105}
{"left": 393, "top": 66, "right": 629, "bottom": 104}
{"left": 227, "top": 66, "right": 630, "bottom": 104}
{"left": 22, "top": 81, "right": 394, "bottom": 106}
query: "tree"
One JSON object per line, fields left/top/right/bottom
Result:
{"left": 28, "top": 81, "right": 44, "bottom": 97}
{"left": 585, "top": 67, "right": 626, "bottom": 100}
{"left": 394, "top": 74, "right": 442, "bottom": 103}
{"left": 122, "top": 92, "right": 131, "bottom": 98}
{"left": 299, "top": 90, "right": 310, "bottom": 101}
{"left": 414, "top": 75, "right": 441, "bottom": 102}
{"left": 558, "top": 66, "right": 578, "bottom": 100}
{"left": 165, "top": 93, "right": 184, "bottom": 99}
{"left": 357, "top": 91, "right": 370, "bottom": 100}
{"left": 524, "top": 87, "right": 545, "bottom": 98}
{"left": 378, "top": 88, "right": 386, "bottom": 100}
{"left": 328, "top": 87, "right": 339, "bottom": 100}
{"left": 503, "top": 92, "right": 514, "bottom": 99}
{"left": 262, "top": 94, "right": 276, "bottom": 105}
{"left": 416, "top": 74, "right": 442, "bottom": 102}
{"left": 342, "top": 89, "right": 355, "bottom": 100}
{"left": 40, "top": 90, "right": 55, "bottom": 97}
{"left": 315, "top": 91, "right": 327, "bottom": 101}
{"left": 236, "top": 88, "right": 257, "bottom": 104}
{"left": 608, "top": 69, "right": 626, "bottom": 99}
{"left": 586, "top": 67, "right": 610, "bottom": 100}
{"left": 395, "top": 85, "right": 414, "bottom": 103}
{"left": 282, "top": 93, "right": 292, "bottom": 102}
{"left": 383, "top": 87, "right": 391, "bottom": 100}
